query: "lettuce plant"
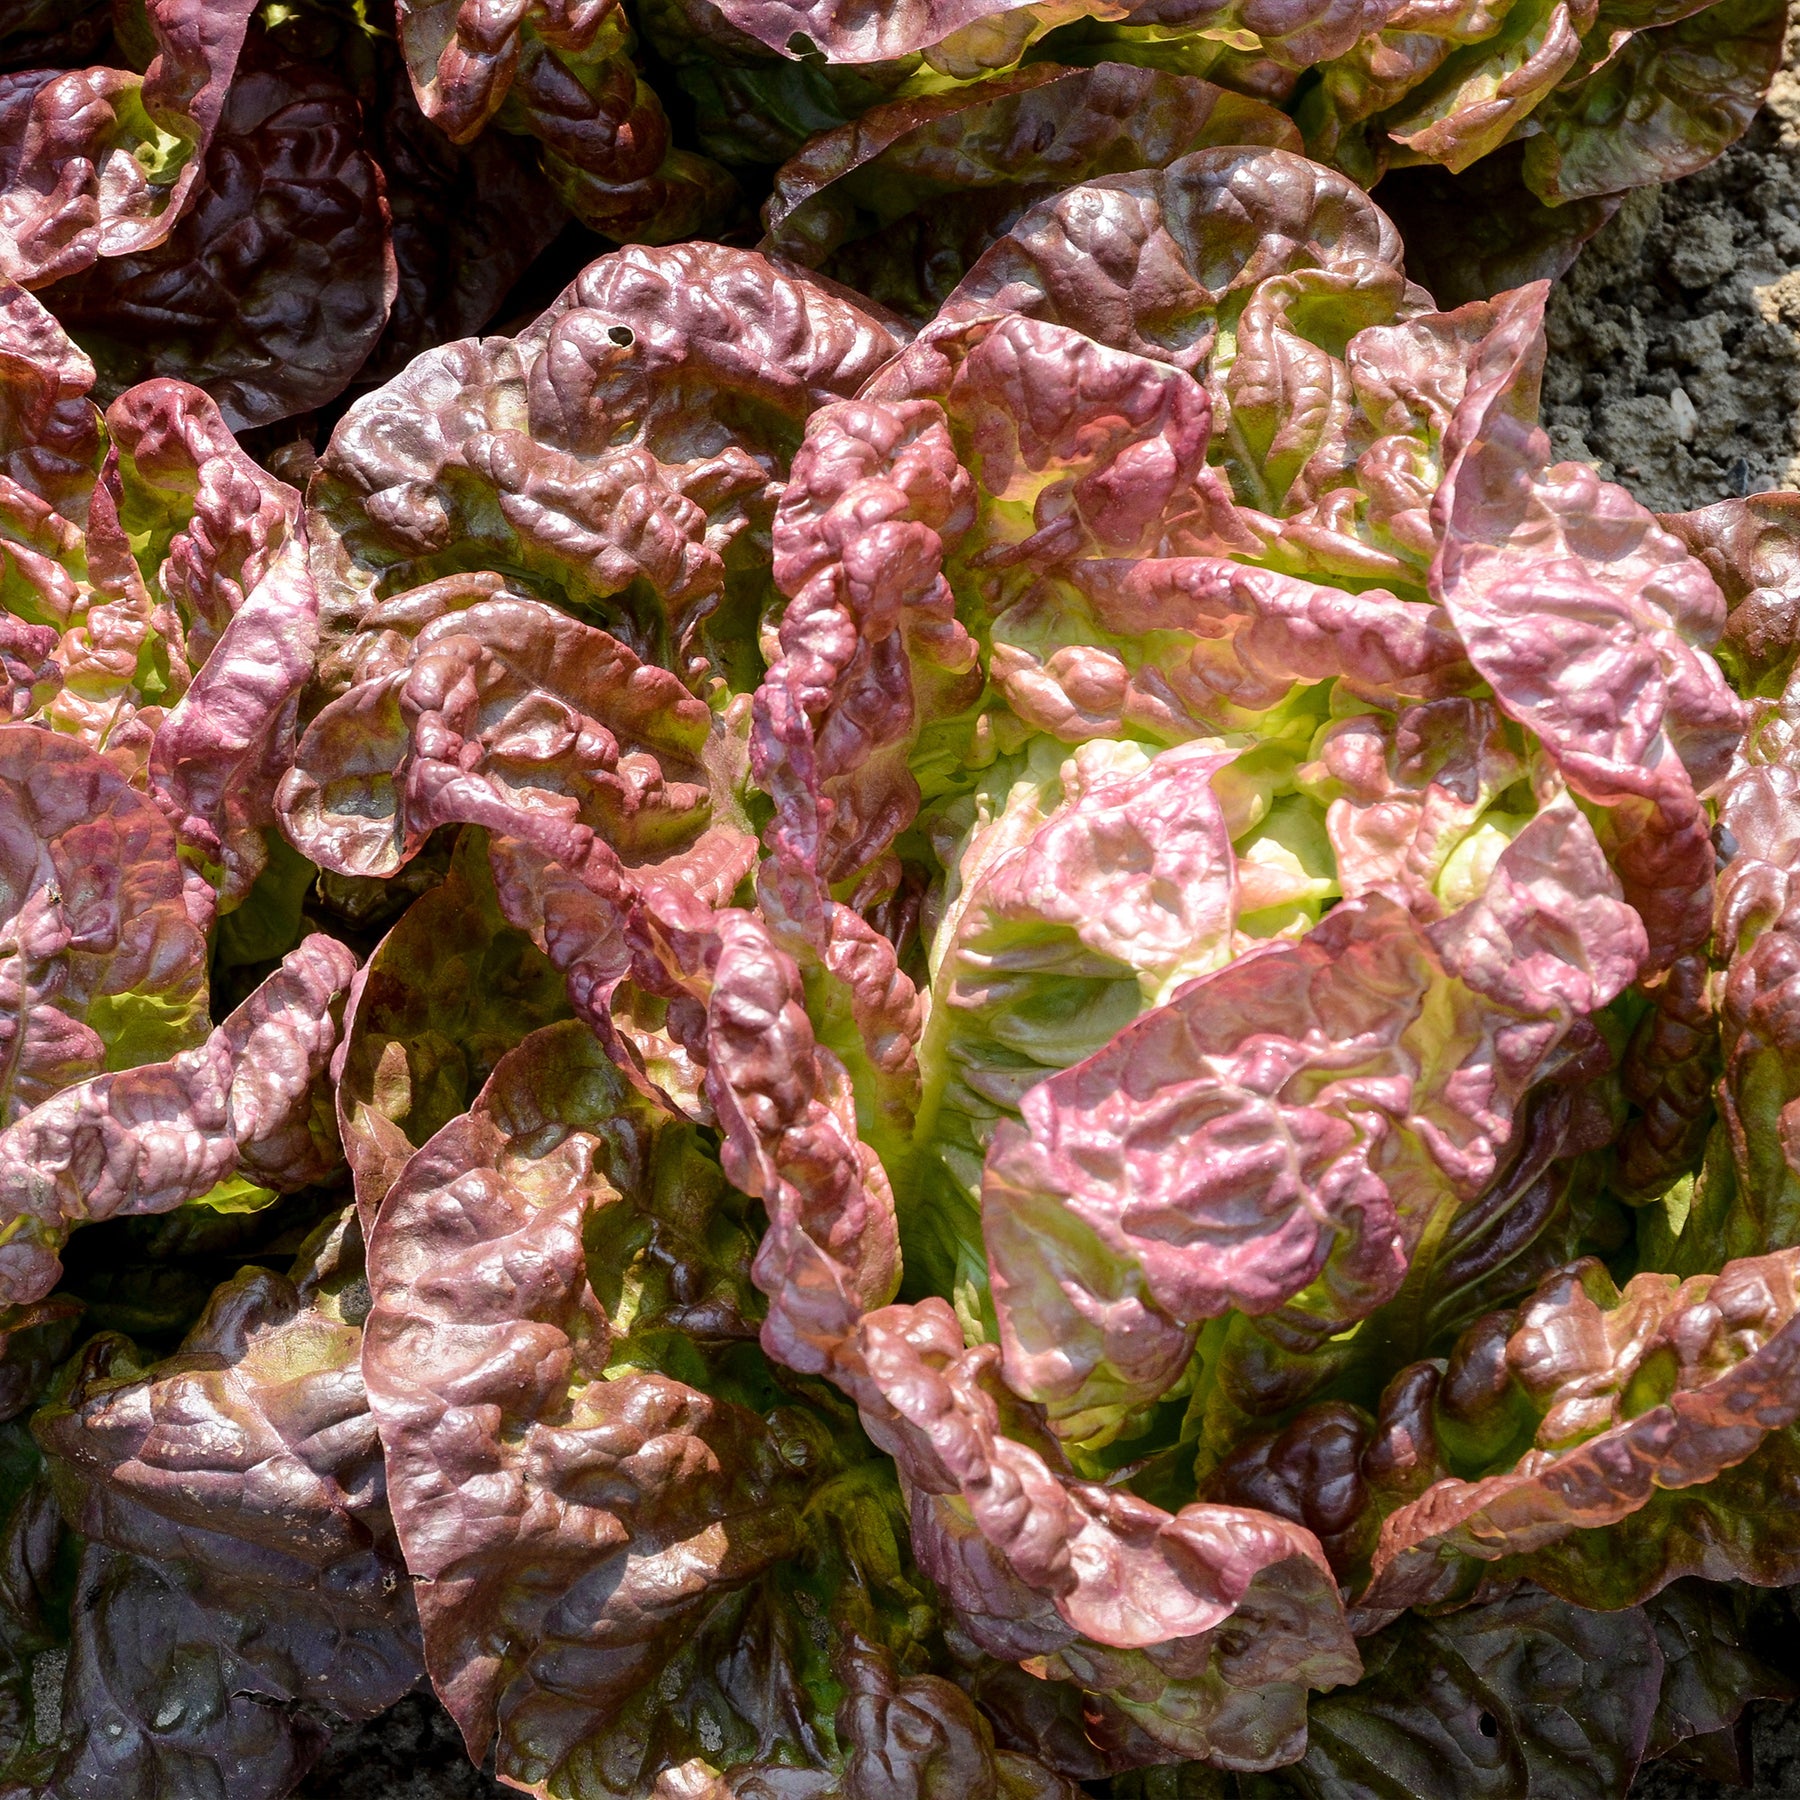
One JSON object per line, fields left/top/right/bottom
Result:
{"left": 643, "top": 0, "right": 1782, "bottom": 265}
{"left": 0, "top": 92, "right": 1796, "bottom": 1800}
{"left": 723, "top": 142, "right": 1800, "bottom": 1785}
{"left": 0, "top": 0, "right": 679, "bottom": 429}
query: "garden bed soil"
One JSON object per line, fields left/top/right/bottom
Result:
{"left": 1541, "top": 16, "right": 1800, "bottom": 513}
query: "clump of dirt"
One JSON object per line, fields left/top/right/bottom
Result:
{"left": 1633, "top": 1697, "right": 1800, "bottom": 1799}
{"left": 1541, "top": 18, "right": 1800, "bottom": 514}
{"left": 298, "top": 1693, "right": 506, "bottom": 1800}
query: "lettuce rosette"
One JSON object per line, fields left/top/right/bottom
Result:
{"left": 639, "top": 0, "right": 1780, "bottom": 304}
{"left": 249, "top": 143, "right": 1800, "bottom": 1796}
{"left": 0, "top": 286, "right": 420, "bottom": 1795}
{"left": 0, "top": 280, "right": 374, "bottom": 1308}
{"left": 3, "top": 105, "right": 1800, "bottom": 1799}
{"left": 717, "top": 143, "right": 1800, "bottom": 1786}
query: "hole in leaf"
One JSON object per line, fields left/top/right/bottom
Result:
{"left": 1477, "top": 1713, "right": 1499, "bottom": 1739}
{"left": 787, "top": 30, "right": 817, "bottom": 52}
{"left": 607, "top": 325, "right": 635, "bottom": 348}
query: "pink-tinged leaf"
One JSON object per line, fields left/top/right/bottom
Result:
{"left": 1358, "top": 1248, "right": 1800, "bottom": 1622}
{"left": 1521, "top": 0, "right": 1783, "bottom": 203}
{"left": 873, "top": 1309, "right": 1362, "bottom": 1764}
{"left": 278, "top": 587, "right": 717, "bottom": 880}
{"left": 33, "top": 1219, "right": 423, "bottom": 1799}
{"left": 1429, "top": 274, "right": 1746, "bottom": 967}
{"left": 104, "top": 375, "right": 317, "bottom": 918}
{"left": 0, "top": 306, "right": 318, "bottom": 920}
{"left": 362, "top": 1017, "right": 949, "bottom": 1797}
{"left": 916, "top": 144, "right": 1418, "bottom": 364}
{"left": 1381, "top": 0, "right": 1592, "bottom": 176}
{"left": 991, "top": 557, "right": 1471, "bottom": 744}
{"left": 1308, "top": 696, "right": 1525, "bottom": 915}
{"left": 903, "top": 736, "right": 1249, "bottom": 1419}
{"left": 395, "top": 0, "right": 735, "bottom": 242}
{"left": 753, "top": 394, "right": 979, "bottom": 926}
{"left": 688, "top": 0, "right": 1046, "bottom": 65}
{"left": 0, "top": 615, "right": 56, "bottom": 723}
{"left": 1686, "top": 628, "right": 1800, "bottom": 1265}
{"left": 510, "top": 34, "right": 738, "bottom": 243}
{"left": 146, "top": 531, "right": 315, "bottom": 932}
{"left": 308, "top": 243, "right": 902, "bottom": 693}
{"left": 0, "top": 723, "right": 209, "bottom": 1126}
{"left": 1659, "top": 488, "right": 1800, "bottom": 692}
{"left": 984, "top": 822, "right": 1642, "bottom": 1430}
{"left": 45, "top": 52, "right": 398, "bottom": 431}
{"left": 0, "top": 275, "right": 100, "bottom": 517}
{"left": 0, "top": 933, "right": 356, "bottom": 1304}
{"left": 0, "top": 0, "right": 258, "bottom": 287}
{"left": 1615, "top": 951, "right": 1718, "bottom": 1203}
{"left": 634, "top": 889, "right": 904, "bottom": 1371}
{"left": 761, "top": 63, "right": 1302, "bottom": 323}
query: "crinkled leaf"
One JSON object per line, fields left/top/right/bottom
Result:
{"left": 278, "top": 584, "right": 719, "bottom": 879}
{"left": 1378, "top": 0, "right": 1593, "bottom": 177}
{"left": 45, "top": 51, "right": 398, "bottom": 430}
{"left": 0, "top": 932, "right": 356, "bottom": 1304}
{"left": 753, "top": 392, "right": 980, "bottom": 927}
{"left": 1359, "top": 1247, "right": 1800, "bottom": 1618}
{"left": 1520, "top": 0, "right": 1783, "bottom": 203}
{"left": 0, "top": 724, "right": 209, "bottom": 1126}
{"left": 306, "top": 242, "right": 903, "bottom": 693}
{"left": 901, "top": 736, "right": 1240, "bottom": 1340}
{"left": 984, "top": 831, "right": 1642, "bottom": 1439}
{"left": 32, "top": 1216, "right": 422, "bottom": 1800}
{"left": 1614, "top": 951, "right": 1717, "bottom": 1204}
{"left": 363, "top": 1015, "right": 955, "bottom": 1797}
{"left": 692, "top": 0, "right": 1052, "bottom": 66}
{"left": 393, "top": 0, "right": 735, "bottom": 241}
{"left": 0, "top": 0, "right": 257, "bottom": 287}
{"left": 0, "top": 286, "right": 317, "bottom": 924}
{"left": 679, "top": 0, "right": 1770, "bottom": 213}
{"left": 761, "top": 63, "right": 1301, "bottom": 322}
{"left": 1661, "top": 489, "right": 1800, "bottom": 697}
{"left": 1429, "top": 271, "right": 1745, "bottom": 968}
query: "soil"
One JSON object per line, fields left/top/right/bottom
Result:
{"left": 1632, "top": 1701, "right": 1800, "bottom": 1799}
{"left": 1541, "top": 14, "right": 1800, "bottom": 514}
{"left": 297, "top": 1694, "right": 507, "bottom": 1800}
